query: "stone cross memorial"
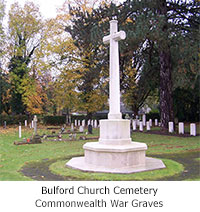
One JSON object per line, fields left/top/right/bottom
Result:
{"left": 103, "top": 20, "right": 125, "bottom": 119}
{"left": 66, "top": 19, "right": 165, "bottom": 173}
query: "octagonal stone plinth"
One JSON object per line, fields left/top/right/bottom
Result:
{"left": 84, "top": 142, "right": 147, "bottom": 168}
{"left": 66, "top": 119, "right": 166, "bottom": 174}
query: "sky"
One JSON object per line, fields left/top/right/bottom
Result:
{"left": 5, "top": 0, "right": 124, "bottom": 19}
{"left": 5, "top": 0, "right": 66, "bottom": 19}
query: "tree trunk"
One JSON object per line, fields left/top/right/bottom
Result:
{"left": 159, "top": 48, "right": 174, "bottom": 131}
{"left": 157, "top": 0, "right": 174, "bottom": 131}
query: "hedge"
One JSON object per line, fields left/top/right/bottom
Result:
{"left": 43, "top": 116, "right": 66, "bottom": 125}
{"left": 0, "top": 115, "right": 30, "bottom": 125}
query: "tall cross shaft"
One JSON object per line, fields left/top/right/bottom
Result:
{"left": 103, "top": 20, "right": 126, "bottom": 120}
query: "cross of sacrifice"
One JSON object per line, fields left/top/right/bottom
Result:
{"left": 103, "top": 19, "right": 126, "bottom": 120}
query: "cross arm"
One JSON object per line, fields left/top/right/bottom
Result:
{"left": 103, "top": 35, "right": 110, "bottom": 45}
{"left": 113, "top": 31, "right": 126, "bottom": 41}
{"left": 103, "top": 31, "right": 126, "bottom": 45}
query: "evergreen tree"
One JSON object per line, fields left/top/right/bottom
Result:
{"left": 65, "top": 2, "right": 108, "bottom": 119}
{"left": 117, "top": 0, "right": 199, "bottom": 129}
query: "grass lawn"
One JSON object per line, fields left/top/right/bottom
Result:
{"left": 0, "top": 124, "right": 199, "bottom": 181}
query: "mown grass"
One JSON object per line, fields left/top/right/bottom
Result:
{"left": 0, "top": 124, "right": 199, "bottom": 181}
{"left": 49, "top": 158, "right": 183, "bottom": 181}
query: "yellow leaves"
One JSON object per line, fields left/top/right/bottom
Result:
{"left": 21, "top": 77, "right": 47, "bottom": 115}
{"left": 78, "top": 90, "right": 107, "bottom": 113}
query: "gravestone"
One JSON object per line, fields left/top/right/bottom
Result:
{"left": 139, "top": 121, "right": 143, "bottom": 131}
{"left": 66, "top": 19, "right": 165, "bottom": 173}
{"left": 149, "top": 119, "right": 152, "bottom": 127}
{"left": 79, "top": 126, "right": 84, "bottom": 133}
{"left": 91, "top": 120, "right": 94, "bottom": 127}
{"left": 132, "top": 120, "right": 137, "bottom": 131}
{"left": 71, "top": 123, "right": 74, "bottom": 132}
{"left": 75, "top": 120, "right": 77, "bottom": 127}
{"left": 25, "top": 120, "right": 27, "bottom": 127}
{"left": 169, "top": 122, "right": 174, "bottom": 133}
{"left": 142, "top": 114, "right": 146, "bottom": 126}
{"left": 33, "top": 115, "right": 38, "bottom": 135}
{"left": 4, "top": 121, "right": 6, "bottom": 129}
{"left": 146, "top": 121, "right": 150, "bottom": 131}
{"left": 82, "top": 120, "right": 85, "bottom": 127}
{"left": 78, "top": 120, "right": 81, "bottom": 126}
{"left": 31, "top": 115, "right": 42, "bottom": 143}
{"left": 19, "top": 123, "right": 22, "bottom": 138}
{"left": 190, "top": 123, "right": 196, "bottom": 136}
{"left": 31, "top": 120, "right": 34, "bottom": 128}
{"left": 94, "top": 120, "right": 98, "bottom": 128}
{"left": 125, "top": 114, "right": 130, "bottom": 119}
{"left": 155, "top": 119, "right": 158, "bottom": 126}
{"left": 178, "top": 122, "right": 184, "bottom": 134}
{"left": 88, "top": 124, "right": 93, "bottom": 134}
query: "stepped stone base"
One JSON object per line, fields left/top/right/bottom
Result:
{"left": 66, "top": 119, "right": 166, "bottom": 174}
{"left": 66, "top": 156, "right": 165, "bottom": 174}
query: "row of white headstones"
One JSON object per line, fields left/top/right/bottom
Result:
{"left": 72, "top": 118, "right": 197, "bottom": 136}
{"left": 132, "top": 119, "right": 197, "bottom": 136}
{"left": 18, "top": 117, "right": 197, "bottom": 138}
{"left": 73, "top": 119, "right": 99, "bottom": 128}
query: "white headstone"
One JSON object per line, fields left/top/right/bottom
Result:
{"left": 31, "top": 120, "right": 34, "bottom": 128}
{"left": 132, "top": 120, "right": 137, "bottom": 131}
{"left": 94, "top": 120, "right": 98, "bottom": 128}
{"left": 137, "top": 119, "right": 140, "bottom": 126}
{"left": 190, "top": 123, "right": 196, "bottom": 136}
{"left": 178, "top": 122, "right": 184, "bottom": 134}
{"left": 79, "top": 126, "right": 84, "bottom": 133}
{"left": 88, "top": 119, "right": 91, "bottom": 125}
{"left": 19, "top": 125, "right": 22, "bottom": 138}
{"left": 78, "top": 120, "right": 81, "bottom": 126}
{"left": 155, "top": 119, "right": 158, "bottom": 126}
{"left": 82, "top": 120, "right": 85, "bottom": 127}
{"left": 149, "top": 119, "right": 152, "bottom": 127}
{"left": 139, "top": 121, "right": 143, "bottom": 131}
{"left": 146, "top": 121, "right": 150, "bottom": 131}
{"left": 74, "top": 119, "right": 77, "bottom": 127}
{"left": 25, "top": 120, "right": 27, "bottom": 127}
{"left": 91, "top": 120, "right": 94, "bottom": 127}
{"left": 169, "top": 122, "right": 174, "bottom": 133}
{"left": 142, "top": 114, "right": 146, "bottom": 126}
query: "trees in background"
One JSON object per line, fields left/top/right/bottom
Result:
{"left": 7, "top": 2, "right": 47, "bottom": 115}
{"left": 63, "top": 1, "right": 108, "bottom": 119}
{"left": 0, "top": 0, "right": 199, "bottom": 127}
{"left": 118, "top": 0, "right": 199, "bottom": 129}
